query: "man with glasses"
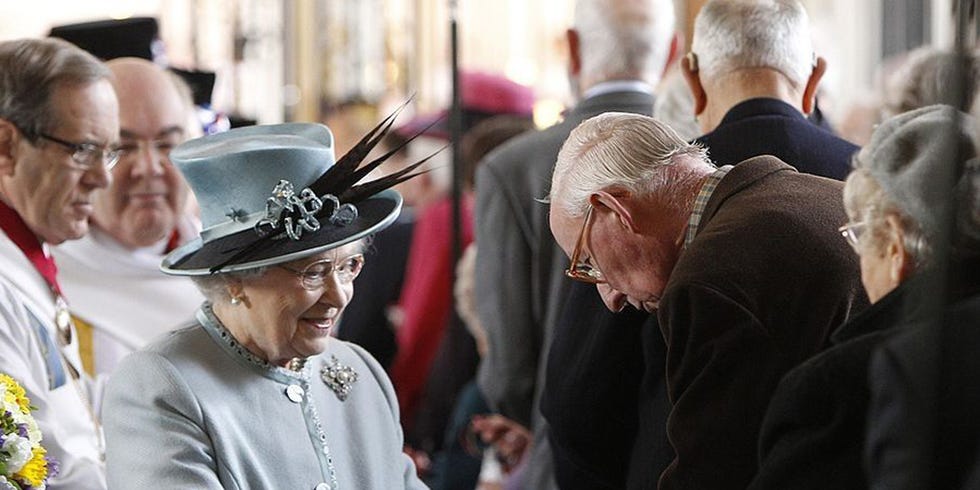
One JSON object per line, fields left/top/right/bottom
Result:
{"left": 53, "top": 57, "right": 204, "bottom": 378}
{"left": 549, "top": 112, "right": 866, "bottom": 489}
{"left": 474, "top": 1, "right": 677, "bottom": 487}
{"left": 0, "top": 37, "right": 118, "bottom": 490}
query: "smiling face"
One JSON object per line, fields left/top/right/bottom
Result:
{"left": 230, "top": 242, "right": 362, "bottom": 367}
{"left": 92, "top": 60, "right": 190, "bottom": 249}
{"left": 0, "top": 80, "right": 119, "bottom": 244}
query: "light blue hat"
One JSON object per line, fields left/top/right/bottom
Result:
{"left": 162, "top": 116, "right": 425, "bottom": 275}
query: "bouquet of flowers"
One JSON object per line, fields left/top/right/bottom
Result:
{"left": 1, "top": 374, "right": 55, "bottom": 490}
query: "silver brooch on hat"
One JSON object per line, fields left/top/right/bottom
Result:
{"left": 256, "top": 180, "right": 323, "bottom": 240}
{"left": 320, "top": 355, "right": 358, "bottom": 401}
{"left": 255, "top": 180, "right": 359, "bottom": 241}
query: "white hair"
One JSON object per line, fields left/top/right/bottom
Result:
{"left": 573, "top": 0, "right": 676, "bottom": 88}
{"left": 691, "top": 0, "right": 814, "bottom": 87}
{"left": 550, "top": 112, "right": 711, "bottom": 217}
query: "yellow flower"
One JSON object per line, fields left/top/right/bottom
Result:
{"left": 0, "top": 373, "right": 31, "bottom": 414}
{"left": 13, "top": 445, "right": 49, "bottom": 487}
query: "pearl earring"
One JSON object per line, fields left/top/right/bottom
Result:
{"left": 230, "top": 296, "right": 242, "bottom": 306}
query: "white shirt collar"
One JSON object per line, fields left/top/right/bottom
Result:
{"left": 582, "top": 80, "right": 654, "bottom": 100}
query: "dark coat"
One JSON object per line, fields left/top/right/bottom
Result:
{"left": 542, "top": 282, "right": 672, "bottom": 490}
{"left": 865, "top": 260, "right": 980, "bottom": 490}
{"left": 695, "top": 98, "right": 859, "bottom": 180}
{"left": 750, "top": 274, "right": 921, "bottom": 490}
{"left": 657, "top": 156, "right": 867, "bottom": 490}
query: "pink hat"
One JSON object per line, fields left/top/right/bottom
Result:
{"left": 397, "top": 71, "right": 534, "bottom": 140}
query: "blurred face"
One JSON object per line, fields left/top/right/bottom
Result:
{"left": 93, "top": 61, "right": 189, "bottom": 248}
{"left": 859, "top": 243, "right": 896, "bottom": 304}
{"left": 234, "top": 243, "right": 362, "bottom": 367}
{"left": 847, "top": 216, "right": 908, "bottom": 304}
{"left": 550, "top": 205, "right": 678, "bottom": 313}
{"left": 0, "top": 80, "right": 119, "bottom": 244}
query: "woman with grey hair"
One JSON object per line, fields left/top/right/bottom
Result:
{"left": 751, "top": 105, "right": 980, "bottom": 489}
{"left": 101, "top": 121, "right": 429, "bottom": 489}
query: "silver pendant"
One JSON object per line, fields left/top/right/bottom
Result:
{"left": 55, "top": 296, "right": 73, "bottom": 345}
{"left": 320, "top": 355, "right": 358, "bottom": 401}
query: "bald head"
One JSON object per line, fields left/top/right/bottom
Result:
{"left": 107, "top": 58, "right": 192, "bottom": 139}
{"left": 92, "top": 58, "right": 193, "bottom": 249}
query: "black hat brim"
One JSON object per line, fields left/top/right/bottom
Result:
{"left": 161, "top": 190, "right": 401, "bottom": 275}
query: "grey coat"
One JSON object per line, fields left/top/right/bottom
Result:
{"left": 103, "top": 304, "right": 426, "bottom": 490}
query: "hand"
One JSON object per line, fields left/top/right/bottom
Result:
{"left": 403, "top": 445, "right": 431, "bottom": 478}
{"left": 470, "top": 414, "right": 531, "bottom": 471}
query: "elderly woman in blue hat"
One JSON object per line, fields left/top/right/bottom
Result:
{"left": 101, "top": 120, "right": 429, "bottom": 489}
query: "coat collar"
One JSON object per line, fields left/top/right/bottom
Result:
{"left": 716, "top": 98, "right": 806, "bottom": 127}
{"left": 698, "top": 155, "right": 796, "bottom": 230}
{"left": 831, "top": 255, "right": 980, "bottom": 344}
{"left": 569, "top": 90, "right": 656, "bottom": 123}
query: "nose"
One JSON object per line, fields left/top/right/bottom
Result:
{"left": 597, "top": 283, "right": 628, "bottom": 312}
{"left": 130, "top": 144, "right": 166, "bottom": 177}
{"left": 82, "top": 161, "right": 113, "bottom": 189}
{"left": 317, "top": 272, "right": 351, "bottom": 310}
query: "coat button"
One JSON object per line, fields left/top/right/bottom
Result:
{"left": 314, "top": 483, "right": 332, "bottom": 490}
{"left": 285, "top": 384, "right": 305, "bottom": 403}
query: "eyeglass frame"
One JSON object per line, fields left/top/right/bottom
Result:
{"left": 278, "top": 253, "right": 366, "bottom": 290}
{"left": 35, "top": 132, "right": 121, "bottom": 171}
{"left": 564, "top": 204, "right": 607, "bottom": 284}
{"left": 838, "top": 220, "right": 868, "bottom": 251}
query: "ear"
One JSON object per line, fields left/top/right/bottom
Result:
{"left": 883, "top": 214, "right": 914, "bottom": 284}
{"left": 225, "top": 276, "right": 248, "bottom": 304}
{"left": 681, "top": 53, "right": 707, "bottom": 117}
{"left": 567, "top": 29, "right": 582, "bottom": 77}
{"left": 801, "top": 56, "right": 827, "bottom": 115}
{"left": 590, "top": 189, "right": 638, "bottom": 233}
{"left": 0, "top": 119, "right": 20, "bottom": 177}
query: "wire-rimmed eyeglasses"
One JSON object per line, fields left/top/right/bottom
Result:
{"left": 36, "top": 132, "right": 121, "bottom": 171}
{"left": 838, "top": 221, "right": 868, "bottom": 251}
{"left": 564, "top": 205, "right": 607, "bottom": 284}
{"left": 279, "top": 254, "right": 366, "bottom": 290}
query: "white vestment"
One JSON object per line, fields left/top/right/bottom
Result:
{"left": 52, "top": 216, "right": 204, "bottom": 377}
{"left": 0, "top": 229, "right": 106, "bottom": 490}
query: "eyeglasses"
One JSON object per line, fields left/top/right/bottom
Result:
{"left": 279, "top": 254, "right": 365, "bottom": 290}
{"left": 37, "top": 132, "right": 120, "bottom": 171}
{"left": 838, "top": 221, "right": 868, "bottom": 251}
{"left": 564, "top": 205, "right": 607, "bottom": 284}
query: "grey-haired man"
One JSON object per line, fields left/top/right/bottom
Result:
{"left": 0, "top": 37, "right": 118, "bottom": 490}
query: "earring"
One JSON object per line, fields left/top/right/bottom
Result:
{"left": 230, "top": 296, "right": 242, "bottom": 306}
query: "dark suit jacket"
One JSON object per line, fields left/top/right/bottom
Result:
{"left": 657, "top": 156, "right": 866, "bottom": 490}
{"left": 475, "top": 90, "right": 656, "bottom": 490}
{"left": 542, "top": 283, "right": 672, "bottom": 490}
{"left": 695, "top": 98, "right": 859, "bottom": 179}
